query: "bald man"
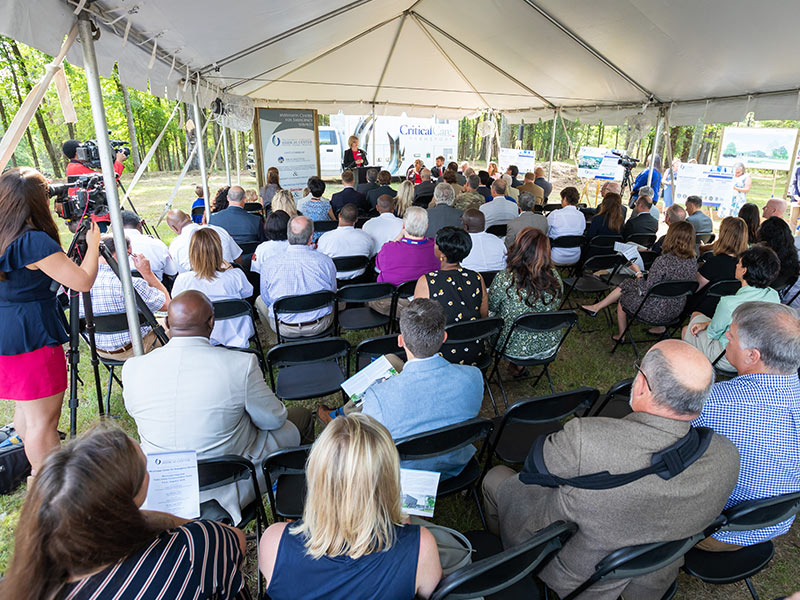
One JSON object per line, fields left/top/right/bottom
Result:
{"left": 209, "top": 184, "right": 263, "bottom": 244}
{"left": 533, "top": 166, "right": 553, "bottom": 201}
{"left": 166, "top": 209, "right": 243, "bottom": 273}
{"left": 762, "top": 197, "right": 788, "bottom": 221}
{"left": 483, "top": 340, "right": 740, "bottom": 600}
{"left": 122, "top": 290, "right": 312, "bottom": 525}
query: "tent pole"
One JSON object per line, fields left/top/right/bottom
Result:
{"left": 371, "top": 105, "right": 377, "bottom": 166}
{"left": 192, "top": 94, "right": 212, "bottom": 220}
{"left": 234, "top": 129, "right": 241, "bottom": 185}
{"left": 222, "top": 126, "right": 231, "bottom": 186}
{"left": 77, "top": 14, "right": 143, "bottom": 355}
{"left": 548, "top": 109, "right": 558, "bottom": 180}
{"left": 647, "top": 111, "right": 664, "bottom": 187}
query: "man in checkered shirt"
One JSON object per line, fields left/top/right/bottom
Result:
{"left": 693, "top": 301, "right": 800, "bottom": 550}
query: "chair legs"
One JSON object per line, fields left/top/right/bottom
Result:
{"left": 103, "top": 365, "right": 123, "bottom": 417}
{"left": 484, "top": 374, "right": 499, "bottom": 416}
{"left": 471, "top": 486, "right": 488, "bottom": 530}
{"left": 743, "top": 578, "right": 760, "bottom": 600}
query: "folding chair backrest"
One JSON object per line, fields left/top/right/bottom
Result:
{"left": 191, "top": 206, "right": 205, "bottom": 220}
{"left": 267, "top": 337, "right": 350, "bottom": 368}
{"left": 588, "top": 379, "right": 633, "bottom": 417}
{"left": 212, "top": 298, "right": 252, "bottom": 321}
{"left": 647, "top": 280, "right": 698, "bottom": 299}
{"left": 702, "top": 278, "right": 740, "bottom": 300}
{"left": 486, "top": 224, "right": 507, "bottom": 237}
{"left": 394, "top": 279, "right": 417, "bottom": 299}
{"left": 582, "top": 253, "right": 627, "bottom": 273}
{"left": 513, "top": 310, "right": 578, "bottom": 333}
{"left": 263, "top": 445, "right": 312, "bottom": 475}
{"left": 332, "top": 254, "right": 370, "bottom": 273}
{"left": 502, "top": 386, "right": 599, "bottom": 426}
{"left": 639, "top": 250, "right": 659, "bottom": 271}
{"left": 627, "top": 233, "right": 656, "bottom": 247}
{"left": 430, "top": 521, "right": 578, "bottom": 600}
{"left": 721, "top": 491, "right": 800, "bottom": 532}
{"left": 337, "top": 282, "right": 394, "bottom": 303}
{"left": 272, "top": 290, "right": 335, "bottom": 317}
{"left": 395, "top": 417, "right": 493, "bottom": 461}
{"left": 313, "top": 220, "right": 339, "bottom": 233}
{"left": 542, "top": 203, "right": 562, "bottom": 214}
{"left": 549, "top": 235, "right": 585, "bottom": 249}
{"left": 93, "top": 311, "right": 149, "bottom": 334}
{"left": 444, "top": 317, "right": 504, "bottom": 344}
{"left": 696, "top": 233, "right": 715, "bottom": 244}
{"left": 356, "top": 334, "right": 407, "bottom": 369}
{"left": 589, "top": 235, "right": 623, "bottom": 250}
{"left": 238, "top": 241, "right": 260, "bottom": 265}
{"left": 244, "top": 202, "right": 264, "bottom": 215}
{"left": 197, "top": 455, "right": 257, "bottom": 492}
{"left": 355, "top": 217, "right": 369, "bottom": 229}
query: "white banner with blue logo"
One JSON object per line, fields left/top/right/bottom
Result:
{"left": 258, "top": 108, "right": 319, "bottom": 200}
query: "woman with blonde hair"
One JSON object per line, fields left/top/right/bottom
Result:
{"left": 394, "top": 180, "right": 415, "bottom": 218}
{"left": 259, "top": 414, "right": 441, "bottom": 599}
{"left": 343, "top": 135, "right": 368, "bottom": 170}
{"left": 271, "top": 189, "right": 298, "bottom": 217}
{"left": 260, "top": 166, "right": 282, "bottom": 207}
{"left": 695, "top": 216, "right": 748, "bottom": 316}
{"left": 487, "top": 161, "right": 499, "bottom": 179}
{"left": 244, "top": 188, "right": 259, "bottom": 204}
{"left": 171, "top": 228, "right": 253, "bottom": 347}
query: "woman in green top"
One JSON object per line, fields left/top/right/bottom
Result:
{"left": 682, "top": 245, "right": 781, "bottom": 371}
{"left": 488, "top": 227, "right": 563, "bottom": 375}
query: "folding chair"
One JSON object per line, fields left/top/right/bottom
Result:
{"left": 243, "top": 201, "right": 264, "bottom": 216}
{"left": 355, "top": 217, "right": 368, "bottom": 229}
{"left": 262, "top": 445, "right": 312, "bottom": 522}
{"left": 549, "top": 235, "right": 586, "bottom": 274}
{"left": 683, "top": 491, "right": 800, "bottom": 600}
{"left": 481, "top": 387, "right": 598, "bottom": 473}
{"left": 312, "top": 219, "right": 338, "bottom": 234}
{"left": 237, "top": 241, "right": 260, "bottom": 273}
{"left": 441, "top": 317, "right": 504, "bottom": 415}
{"left": 611, "top": 280, "right": 698, "bottom": 360}
{"left": 479, "top": 270, "right": 499, "bottom": 287}
{"left": 336, "top": 282, "right": 394, "bottom": 335}
{"left": 395, "top": 418, "right": 493, "bottom": 528}
{"left": 488, "top": 310, "right": 578, "bottom": 406}
{"left": 627, "top": 233, "right": 657, "bottom": 248}
{"left": 696, "top": 232, "right": 716, "bottom": 244}
{"left": 266, "top": 337, "right": 350, "bottom": 402}
{"left": 639, "top": 249, "right": 659, "bottom": 271}
{"left": 542, "top": 203, "right": 562, "bottom": 214}
{"left": 486, "top": 224, "right": 507, "bottom": 237}
{"left": 560, "top": 253, "right": 628, "bottom": 318}
{"left": 587, "top": 378, "right": 633, "bottom": 418}
{"left": 430, "top": 521, "right": 578, "bottom": 600}
{"left": 191, "top": 206, "right": 205, "bottom": 222}
{"left": 389, "top": 280, "right": 417, "bottom": 333}
{"left": 670, "top": 278, "right": 740, "bottom": 336}
{"left": 271, "top": 290, "right": 336, "bottom": 344}
{"left": 212, "top": 299, "right": 266, "bottom": 374}
{"left": 197, "top": 454, "right": 267, "bottom": 530}
{"left": 332, "top": 254, "right": 370, "bottom": 284}
{"left": 783, "top": 284, "right": 800, "bottom": 307}
{"left": 587, "top": 234, "right": 623, "bottom": 255}
{"left": 355, "top": 334, "right": 407, "bottom": 371}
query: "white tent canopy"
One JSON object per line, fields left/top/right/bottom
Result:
{"left": 3, "top": 0, "right": 800, "bottom": 125}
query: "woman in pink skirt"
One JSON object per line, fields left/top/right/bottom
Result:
{"left": 0, "top": 167, "right": 100, "bottom": 475}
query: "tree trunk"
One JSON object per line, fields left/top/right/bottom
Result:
{"left": 688, "top": 120, "right": 704, "bottom": 161}
{"left": 0, "top": 97, "right": 18, "bottom": 167}
{"left": 2, "top": 41, "right": 41, "bottom": 170}
{"left": 117, "top": 82, "right": 142, "bottom": 171}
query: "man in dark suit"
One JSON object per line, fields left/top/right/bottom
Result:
{"left": 366, "top": 170, "right": 397, "bottom": 210}
{"left": 357, "top": 167, "right": 379, "bottom": 197}
{"left": 446, "top": 161, "right": 466, "bottom": 186}
{"left": 413, "top": 168, "right": 437, "bottom": 202}
{"left": 506, "top": 165, "right": 522, "bottom": 188}
{"left": 330, "top": 169, "right": 369, "bottom": 217}
{"left": 425, "top": 183, "right": 463, "bottom": 238}
{"left": 208, "top": 185, "right": 262, "bottom": 244}
{"left": 623, "top": 195, "right": 659, "bottom": 240}
{"left": 476, "top": 170, "right": 493, "bottom": 201}
{"left": 431, "top": 155, "right": 446, "bottom": 180}
{"left": 533, "top": 167, "right": 553, "bottom": 201}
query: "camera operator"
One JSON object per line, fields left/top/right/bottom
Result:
{"left": 62, "top": 139, "right": 126, "bottom": 183}
{"left": 0, "top": 167, "right": 100, "bottom": 477}
{"left": 630, "top": 154, "right": 662, "bottom": 208}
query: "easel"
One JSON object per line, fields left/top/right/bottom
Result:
{"left": 579, "top": 179, "right": 602, "bottom": 207}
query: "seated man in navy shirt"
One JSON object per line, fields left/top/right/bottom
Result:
{"left": 330, "top": 169, "right": 369, "bottom": 217}
{"left": 208, "top": 185, "right": 262, "bottom": 244}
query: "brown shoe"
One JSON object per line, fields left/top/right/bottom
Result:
{"left": 317, "top": 405, "right": 336, "bottom": 425}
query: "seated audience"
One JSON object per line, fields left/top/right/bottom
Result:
{"left": 395, "top": 179, "right": 415, "bottom": 217}
{"left": 82, "top": 235, "right": 169, "bottom": 360}
{"left": 317, "top": 203, "right": 375, "bottom": 279}
{"left": 518, "top": 171, "right": 545, "bottom": 205}
{"left": 758, "top": 216, "right": 800, "bottom": 291}
{"left": 533, "top": 166, "right": 553, "bottom": 201}
{"left": 270, "top": 189, "right": 298, "bottom": 218}
{"left": 407, "top": 158, "right": 424, "bottom": 184}
{"left": 413, "top": 167, "right": 437, "bottom": 205}
{"left": 366, "top": 169, "right": 397, "bottom": 209}
{"left": 415, "top": 227, "right": 489, "bottom": 364}
{"left": 507, "top": 164, "right": 522, "bottom": 188}
{"left": 461, "top": 208, "right": 507, "bottom": 272}
{"left": 442, "top": 168, "right": 462, "bottom": 199}
{"left": 252, "top": 210, "right": 290, "bottom": 274}
{"left": 738, "top": 202, "right": 761, "bottom": 245}
{"left": 623, "top": 194, "right": 659, "bottom": 240}
{"left": 505, "top": 192, "right": 548, "bottom": 249}
{"left": 330, "top": 169, "right": 368, "bottom": 217}
{"left": 683, "top": 245, "right": 781, "bottom": 371}
{"left": 121, "top": 210, "right": 177, "bottom": 282}
{"left": 259, "top": 414, "right": 441, "bottom": 600}
{"left": 244, "top": 188, "right": 260, "bottom": 205}
{"left": 209, "top": 185, "right": 262, "bottom": 244}
{"left": 694, "top": 216, "right": 748, "bottom": 315}
{"left": 124, "top": 291, "right": 310, "bottom": 525}
{"left": 586, "top": 192, "right": 624, "bottom": 240}
{"left": 256, "top": 216, "right": 337, "bottom": 338}
{"left": 763, "top": 196, "right": 788, "bottom": 220}
{"left": 0, "top": 426, "right": 249, "bottom": 600}
{"left": 447, "top": 161, "right": 467, "bottom": 186}
{"left": 362, "top": 194, "right": 403, "bottom": 254}
{"left": 357, "top": 167, "right": 379, "bottom": 196}
{"left": 260, "top": 166, "right": 282, "bottom": 208}
{"left": 502, "top": 174, "right": 519, "bottom": 201}
{"left": 686, "top": 195, "right": 713, "bottom": 234}
{"left": 693, "top": 301, "right": 800, "bottom": 551}
{"left": 171, "top": 228, "right": 254, "bottom": 348}
{"left": 476, "top": 170, "right": 493, "bottom": 201}
{"left": 480, "top": 179, "right": 519, "bottom": 229}
{"left": 296, "top": 176, "right": 331, "bottom": 223}
{"left": 483, "top": 339, "right": 739, "bottom": 600}
{"left": 425, "top": 183, "right": 463, "bottom": 238}
{"left": 375, "top": 206, "right": 439, "bottom": 287}
{"left": 211, "top": 185, "right": 229, "bottom": 213}
{"left": 191, "top": 184, "right": 205, "bottom": 223}
{"left": 583, "top": 221, "right": 698, "bottom": 340}
{"left": 166, "top": 209, "right": 242, "bottom": 272}
{"left": 488, "top": 228, "right": 563, "bottom": 375}
{"left": 650, "top": 203, "right": 687, "bottom": 254}
{"left": 454, "top": 174, "right": 486, "bottom": 211}
{"left": 546, "top": 186, "right": 585, "bottom": 265}
{"left": 431, "top": 155, "right": 446, "bottom": 179}
{"left": 637, "top": 185, "right": 660, "bottom": 221}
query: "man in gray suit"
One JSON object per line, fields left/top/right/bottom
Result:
{"left": 505, "top": 192, "right": 548, "bottom": 248}
{"left": 426, "top": 183, "right": 463, "bottom": 238}
{"left": 483, "top": 339, "right": 740, "bottom": 600}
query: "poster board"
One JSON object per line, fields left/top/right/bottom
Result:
{"left": 577, "top": 147, "right": 624, "bottom": 180}
{"left": 675, "top": 163, "right": 735, "bottom": 208}
{"left": 718, "top": 127, "right": 799, "bottom": 171}
{"left": 254, "top": 107, "right": 319, "bottom": 200}
{"left": 498, "top": 147, "right": 536, "bottom": 174}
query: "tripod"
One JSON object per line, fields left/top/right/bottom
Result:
{"left": 117, "top": 180, "right": 160, "bottom": 240}
{"left": 621, "top": 164, "right": 635, "bottom": 200}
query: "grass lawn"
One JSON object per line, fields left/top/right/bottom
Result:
{"left": 0, "top": 168, "right": 797, "bottom": 598}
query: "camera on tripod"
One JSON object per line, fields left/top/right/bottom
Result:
{"left": 49, "top": 174, "right": 109, "bottom": 224}
{"left": 75, "top": 138, "right": 131, "bottom": 170}
{"left": 611, "top": 150, "right": 639, "bottom": 169}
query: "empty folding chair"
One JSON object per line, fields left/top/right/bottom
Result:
{"left": 266, "top": 337, "right": 350, "bottom": 403}
{"left": 587, "top": 378, "right": 633, "bottom": 418}
{"left": 355, "top": 334, "right": 407, "bottom": 371}
{"left": 212, "top": 298, "right": 266, "bottom": 372}
{"left": 243, "top": 201, "right": 264, "bottom": 216}
{"left": 262, "top": 445, "right": 312, "bottom": 522}
{"left": 313, "top": 219, "right": 339, "bottom": 234}
{"left": 336, "top": 282, "right": 394, "bottom": 335}
{"left": 560, "top": 253, "right": 628, "bottom": 316}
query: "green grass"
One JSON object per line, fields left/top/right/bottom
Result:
{"left": 1, "top": 168, "right": 798, "bottom": 598}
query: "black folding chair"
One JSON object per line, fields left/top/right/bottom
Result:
{"left": 627, "top": 233, "right": 657, "bottom": 248}
{"left": 395, "top": 418, "right": 493, "bottom": 528}
{"left": 549, "top": 235, "right": 586, "bottom": 272}
{"left": 355, "top": 217, "right": 369, "bottom": 229}
{"left": 486, "top": 224, "right": 507, "bottom": 237}
{"left": 313, "top": 219, "right": 339, "bottom": 234}
{"left": 587, "top": 378, "right": 633, "bottom": 418}
{"left": 271, "top": 290, "right": 336, "bottom": 344}
{"left": 212, "top": 299, "right": 266, "bottom": 374}
{"left": 639, "top": 249, "right": 659, "bottom": 271}
{"left": 430, "top": 521, "right": 578, "bottom": 600}
{"left": 354, "top": 334, "right": 407, "bottom": 371}
{"left": 190, "top": 206, "right": 205, "bottom": 221}
{"left": 587, "top": 234, "right": 623, "bottom": 256}
{"left": 390, "top": 280, "right": 417, "bottom": 333}
{"left": 237, "top": 241, "right": 260, "bottom": 273}
{"left": 683, "top": 491, "right": 800, "bottom": 600}
{"left": 696, "top": 232, "right": 716, "bottom": 244}
{"left": 441, "top": 317, "right": 504, "bottom": 414}
{"left": 336, "top": 282, "right": 394, "bottom": 335}
{"left": 711, "top": 349, "right": 738, "bottom": 378}
{"left": 262, "top": 445, "right": 312, "bottom": 522}
{"left": 481, "top": 387, "right": 598, "bottom": 473}
{"left": 560, "top": 253, "right": 628, "bottom": 319}
{"left": 266, "top": 337, "right": 350, "bottom": 402}
{"left": 611, "top": 280, "right": 698, "bottom": 360}
{"left": 671, "top": 278, "right": 740, "bottom": 336}
{"left": 542, "top": 203, "right": 562, "bottom": 214}
{"left": 488, "top": 310, "right": 578, "bottom": 406}
{"left": 332, "top": 254, "right": 370, "bottom": 283}
{"left": 479, "top": 270, "right": 499, "bottom": 287}
{"left": 243, "top": 201, "right": 264, "bottom": 216}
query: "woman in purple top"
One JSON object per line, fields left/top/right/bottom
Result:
{"left": 375, "top": 206, "right": 439, "bottom": 286}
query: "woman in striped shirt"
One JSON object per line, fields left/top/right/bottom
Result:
{"left": 0, "top": 427, "right": 249, "bottom": 600}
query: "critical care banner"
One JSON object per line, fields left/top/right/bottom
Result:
{"left": 256, "top": 108, "right": 319, "bottom": 199}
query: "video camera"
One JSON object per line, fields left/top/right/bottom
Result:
{"left": 74, "top": 138, "right": 131, "bottom": 170}
{"left": 611, "top": 150, "right": 639, "bottom": 169}
{"left": 49, "top": 174, "right": 109, "bottom": 224}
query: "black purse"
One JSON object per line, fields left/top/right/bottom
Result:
{"left": 0, "top": 425, "right": 31, "bottom": 494}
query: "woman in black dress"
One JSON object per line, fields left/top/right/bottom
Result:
{"left": 695, "top": 216, "right": 748, "bottom": 316}
{"left": 758, "top": 216, "right": 800, "bottom": 292}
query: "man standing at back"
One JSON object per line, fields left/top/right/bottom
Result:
{"left": 330, "top": 169, "right": 368, "bottom": 217}
{"left": 483, "top": 340, "right": 740, "bottom": 600}
{"left": 209, "top": 185, "right": 262, "bottom": 244}
{"left": 547, "top": 186, "right": 585, "bottom": 265}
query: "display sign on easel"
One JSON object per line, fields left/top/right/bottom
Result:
{"left": 577, "top": 147, "right": 624, "bottom": 181}
{"left": 718, "top": 127, "right": 799, "bottom": 171}
{"left": 498, "top": 147, "right": 536, "bottom": 174}
{"left": 675, "top": 163, "right": 735, "bottom": 208}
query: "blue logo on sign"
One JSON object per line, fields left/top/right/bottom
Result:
{"left": 277, "top": 156, "right": 284, "bottom": 164}
{"left": 272, "top": 135, "right": 281, "bottom": 146}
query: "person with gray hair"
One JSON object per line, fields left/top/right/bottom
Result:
{"left": 693, "top": 301, "right": 800, "bottom": 551}
{"left": 413, "top": 167, "right": 436, "bottom": 203}
{"left": 256, "top": 215, "right": 337, "bottom": 339}
{"left": 483, "top": 339, "right": 739, "bottom": 598}
{"left": 501, "top": 173, "right": 519, "bottom": 201}
{"left": 209, "top": 184, "right": 262, "bottom": 244}
{"left": 623, "top": 192, "right": 659, "bottom": 239}
{"left": 651, "top": 204, "right": 687, "bottom": 253}
{"left": 504, "top": 192, "right": 548, "bottom": 249}
{"left": 425, "top": 182, "right": 463, "bottom": 238}
{"left": 480, "top": 177, "right": 520, "bottom": 229}
{"left": 636, "top": 185, "right": 661, "bottom": 221}
{"left": 455, "top": 174, "right": 485, "bottom": 211}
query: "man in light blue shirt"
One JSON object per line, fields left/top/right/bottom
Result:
{"left": 693, "top": 301, "right": 800, "bottom": 551}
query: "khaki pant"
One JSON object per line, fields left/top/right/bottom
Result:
{"left": 286, "top": 405, "right": 315, "bottom": 445}
{"left": 682, "top": 314, "right": 735, "bottom": 372}
{"left": 97, "top": 329, "right": 162, "bottom": 361}
{"left": 481, "top": 465, "right": 517, "bottom": 536}
{"left": 694, "top": 536, "right": 744, "bottom": 552}
{"left": 255, "top": 296, "right": 334, "bottom": 342}
{"left": 368, "top": 296, "right": 410, "bottom": 317}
